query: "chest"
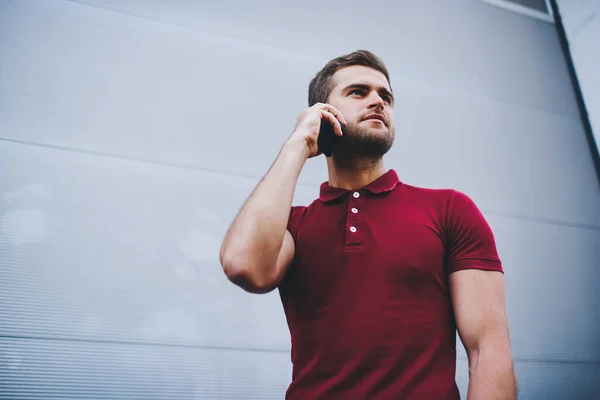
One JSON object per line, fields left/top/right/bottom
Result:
{"left": 291, "top": 196, "right": 448, "bottom": 296}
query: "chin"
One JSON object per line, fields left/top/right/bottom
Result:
{"left": 367, "top": 126, "right": 389, "bottom": 136}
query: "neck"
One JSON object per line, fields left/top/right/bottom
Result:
{"left": 326, "top": 157, "right": 387, "bottom": 190}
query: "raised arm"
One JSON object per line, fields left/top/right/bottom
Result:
{"left": 219, "top": 103, "right": 346, "bottom": 293}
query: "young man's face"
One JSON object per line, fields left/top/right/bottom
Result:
{"left": 326, "top": 65, "right": 395, "bottom": 158}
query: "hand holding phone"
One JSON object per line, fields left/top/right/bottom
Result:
{"left": 290, "top": 103, "right": 345, "bottom": 158}
{"left": 317, "top": 119, "right": 345, "bottom": 157}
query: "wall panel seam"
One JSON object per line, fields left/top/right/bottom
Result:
{"left": 2, "top": 334, "right": 600, "bottom": 365}
{"left": 1, "top": 137, "right": 599, "bottom": 231}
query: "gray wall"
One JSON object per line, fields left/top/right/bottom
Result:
{"left": 555, "top": 0, "right": 600, "bottom": 162}
{"left": 1, "top": 0, "right": 599, "bottom": 398}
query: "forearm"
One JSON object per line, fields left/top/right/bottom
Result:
{"left": 467, "top": 348, "right": 517, "bottom": 400}
{"left": 220, "top": 138, "right": 309, "bottom": 281}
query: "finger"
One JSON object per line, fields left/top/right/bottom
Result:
{"left": 321, "top": 110, "right": 343, "bottom": 137}
{"left": 320, "top": 104, "right": 347, "bottom": 126}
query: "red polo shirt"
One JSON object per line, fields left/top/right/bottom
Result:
{"left": 278, "top": 169, "right": 503, "bottom": 399}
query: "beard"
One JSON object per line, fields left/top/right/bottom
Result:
{"left": 332, "top": 121, "right": 395, "bottom": 170}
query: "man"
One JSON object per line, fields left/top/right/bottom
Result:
{"left": 220, "top": 50, "right": 517, "bottom": 399}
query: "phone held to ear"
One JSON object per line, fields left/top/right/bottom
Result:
{"left": 317, "top": 119, "right": 344, "bottom": 157}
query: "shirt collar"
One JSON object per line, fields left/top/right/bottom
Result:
{"left": 319, "top": 169, "right": 400, "bottom": 202}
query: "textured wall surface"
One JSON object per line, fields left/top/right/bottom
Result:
{"left": 555, "top": 0, "right": 600, "bottom": 167}
{"left": 1, "top": 0, "right": 599, "bottom": 398}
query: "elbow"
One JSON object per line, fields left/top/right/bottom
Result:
{"left": 219, "top": 249, "right": 277, "bottom": 294}
{"left": 467, "top": 340, "right": 515, "bottom": 377}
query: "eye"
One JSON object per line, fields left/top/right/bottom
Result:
{"left": 349, "top": 89, "right": 364, "bottom": 96}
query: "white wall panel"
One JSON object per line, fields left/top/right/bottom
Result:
{"left": 0, "top": 141, "right": 291, "bottom": 352}
{"left": 1, "top": 0, "right": 597, "bottom": 227}
{"left": 0, "top": 0, "right": 320, "bottom": 182}
{"left": 0, "top": 338, "right": 291, "bottom": 399}
{"left": 60, "top": 0, "right": 579, "bottom": 117}
{"left": 555, "top": 0, "right": 599, "bottom": 37}
{"left": 555, "top": 0, "right": 600, "bottom": 166}
{"left": 455, "top": 359, "right": 600, "bottom": 399}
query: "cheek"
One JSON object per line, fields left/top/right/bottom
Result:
{"left": 343, "top": 110, "right": 362, "bottom": 126}
{"left": 386, "top": 111, "right": 395, "bottom": 125}
{"left": 330, "top": 103, "right": 354, "bottom": 122}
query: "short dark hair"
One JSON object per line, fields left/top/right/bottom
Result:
{"left": 308, "top": 50, "right": 391, "bottom": 107}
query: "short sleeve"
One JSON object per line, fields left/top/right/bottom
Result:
{"left": 445, "top": 190, "right": 503, "bottom": 274}
{"left": 279, "top": 206, "right": 307, "bottom": 294}
{"left": 287, "top": 205, "right": 307, "bottom": 242}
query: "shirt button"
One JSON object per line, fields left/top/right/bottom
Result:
{"left": 351, "top": 208, "right": 358, "bottom": 214}
{"left": 349, "top": 226, "right": 357, "bottom": 233}
{"left": 353, "top": 192, "right": 360, "bottom": 198}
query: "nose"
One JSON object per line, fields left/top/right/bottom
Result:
{"left": 367, "top": 91, "right": 385, "bottom": 109}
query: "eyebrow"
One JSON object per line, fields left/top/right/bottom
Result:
{"left": 343, "top": 83, "right": 395, "bottom": 104}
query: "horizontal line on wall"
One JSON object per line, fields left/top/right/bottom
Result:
{"left": 0, "top": 136, "right": 262, "bottom": 181}
{"left": 2, "top": 136, "right": 599, "bottom": 232}
{"left": 482, "top": 209, "right": 600, "bottom": 231}
{"left": 61, "top": 0, "right": 319, "bottom": 62}
{"left": 508, "top": 357, "right": 600, "bottom": 366}
{"left": 389, "top": 73, "right": 580, "bottom": 121}
{"left": 0, "top": 334, "right": 288, "bottom": 354}
{"left": 3, "top": 334, "right": 600, "bottom": 366}
{"left": 59, "top": 0, "right": 578, "bottom": 120}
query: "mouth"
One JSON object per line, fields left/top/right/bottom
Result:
{"left": 363, "top": 114, "right": 386, "bottom": 125}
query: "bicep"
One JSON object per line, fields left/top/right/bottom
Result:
{"left": 450, "top": 269, "right": 511, "bottom": 356}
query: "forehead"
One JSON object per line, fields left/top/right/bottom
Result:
{"left": 331, "top": 65, "right": 391, "bottom": 92}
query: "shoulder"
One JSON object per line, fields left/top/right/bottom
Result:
{"left": 398, "top": 183, "right": 487, "bottom": 229}
{"left": 401, "top": 183, "right": 453, "bottom": 197}
{"left": 398, "top": 182, "right": 456, "bottom": 212}
{"left": 401, "top": 183, "right": 479, "bottom": 208}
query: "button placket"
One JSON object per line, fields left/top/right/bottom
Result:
{"left": 346, "top": 191, "right": 362, "bottom": 247}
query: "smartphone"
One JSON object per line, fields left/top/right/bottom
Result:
{"left": 317, "top": 119, "right": 344, "bottom": 157}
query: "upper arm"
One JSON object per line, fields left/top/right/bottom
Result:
{"left": 450, "top": 269, "right": 512, "bottom": 360}
{"left": 222, "top": 227, "right": 294, "bottom": 295}
{"left": 445, "top": 190, "right": 512, "bottom": 357}
{"left": 238, "top": 230, "right": 294, "bottom": 294}
{"left": 233, "top": 205, "right": 303, "bottom": 294}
